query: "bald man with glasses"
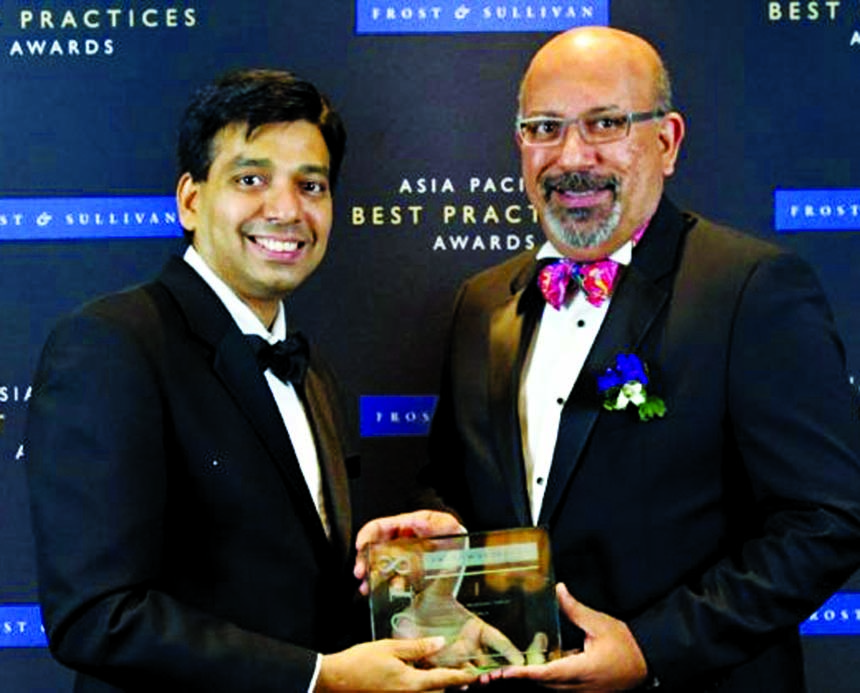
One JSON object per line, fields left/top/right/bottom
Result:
{"left": 358, "top": 26, "right": 860, "bottom": 692}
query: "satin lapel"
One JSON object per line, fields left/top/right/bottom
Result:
{"left": 301, "top": 368, "right": 351, "bottom": 559}
{"left": 537, "top": 197, "right": 686, "bottom": 527}
{"left": 488, "top": 262, "right": 543, "bottom": 526}
{"left": 158, "top": 257, "right": 328, "bottom": 545}
{"left": 212, "top": 330, "right": 325, "bottom": 533}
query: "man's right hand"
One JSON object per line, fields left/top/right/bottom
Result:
{"left": 315, "top": 637, "right": 477, "bottom": 692}
{"left": 354, "top": 511, "right": 466, "bottom": 595}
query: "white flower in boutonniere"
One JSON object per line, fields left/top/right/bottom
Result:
{"left": 597, "top": 353, "right": 666, "bottom": 422}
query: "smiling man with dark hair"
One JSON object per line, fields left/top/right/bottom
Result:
{"left": 26, "top": 68, "right": 477, "bottom": 693}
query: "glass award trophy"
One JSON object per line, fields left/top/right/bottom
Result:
{"left": 366, "top": 527, "right": 561, "bottom": 671}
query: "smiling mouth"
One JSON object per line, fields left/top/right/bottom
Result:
{"left": 252, "top": 236, "right": 307, "bottom": 253}
{"left": 556, "top": 189, "right": 612, "bottom": 204}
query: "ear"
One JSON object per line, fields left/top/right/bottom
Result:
{"left": 176, "top": 172, "right": 201, "bottom": 234}
{"left": 658, "top": 111, "right": 686, "bottom": 177}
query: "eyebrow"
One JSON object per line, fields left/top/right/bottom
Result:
{"left": 230, "top": 156, "right": 272, "bottom": 170}
{"left": 297, "top": 163, "right": 331, "bottom": 178}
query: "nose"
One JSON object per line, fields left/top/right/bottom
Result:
{"left": 555, "top": 123, "right": 599, "bottom": 168}
{"left": 262, "top": 182, "right": 301, "bottom": 224}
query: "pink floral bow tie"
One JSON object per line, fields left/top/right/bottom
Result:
{"left": 537, "top": 259, "right": 620, "bottom": 309}
{"left": 537, "top": 222, "right": 649, "bottom": 310}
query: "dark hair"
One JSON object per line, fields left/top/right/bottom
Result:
{"left": 177, "top": 68, "right": 346, "bottom": 187}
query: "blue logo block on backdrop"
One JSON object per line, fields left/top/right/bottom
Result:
{"left": 360, "top": 395, "right": 438, "bottom": 437}
{"left": 0, "top": 196, "right": 180, "bottom": 241}
{"left": 774, "top": 189, "right": 860, "bottom": 232}
{"left": 355, "top": 0, "right": 608, "bottom": 34}
{"left": 0, "top": 605, "right": 48, "bottom": 648}
{"left": 801, "top": 592, "right": 860, "bottom": 636}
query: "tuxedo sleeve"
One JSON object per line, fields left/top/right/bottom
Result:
{"left": 25, "top": 309, "right": 318, "bottom": 692}
{"left": 628, "top": 251, "right": 860, "bottom": 687}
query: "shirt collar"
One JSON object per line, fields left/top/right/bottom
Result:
{"left": 183, "top": 246, "right": 287, "bottom": 342}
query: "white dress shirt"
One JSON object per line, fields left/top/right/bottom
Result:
{"left": 519, "top": 239, "right": 634, "bottom": 524}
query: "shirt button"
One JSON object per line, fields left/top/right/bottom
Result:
{"left": 557, "top": 398, "right": 564, "bottom": 405}
{"left": 536, "top": 477, "right": 545, "bottom": 485}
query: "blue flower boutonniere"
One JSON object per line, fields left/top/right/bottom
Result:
{"left": 597, "top": 353, "right": 666, "bottom": 421}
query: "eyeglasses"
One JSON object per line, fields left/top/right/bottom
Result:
{"left": 516, "top": 109, "right": 666, "bottom": 147}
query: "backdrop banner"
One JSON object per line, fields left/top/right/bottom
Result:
{"left": 2, "top": 1, "right": 860, "bottom": 689}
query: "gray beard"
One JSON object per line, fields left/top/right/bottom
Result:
{"left": 542, "top": 199, "right": 622, "bottom": 249}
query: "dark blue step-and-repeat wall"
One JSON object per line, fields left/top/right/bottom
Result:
{"left": 3, "top": 1, "right": 860, "bottom": 689}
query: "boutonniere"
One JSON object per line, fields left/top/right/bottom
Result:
{"left": 596, "top": 353, "right": 666, "bottom": 421}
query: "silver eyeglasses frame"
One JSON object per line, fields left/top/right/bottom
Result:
{"left": 516, "top": 109, "right": 667, "bottom": 147}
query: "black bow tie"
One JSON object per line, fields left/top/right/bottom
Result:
{"left": 245, "top": 333, "right": 309, "bottom": 385}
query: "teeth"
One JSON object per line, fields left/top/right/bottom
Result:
{"left": 256, "top": 237, "right": 301, "bottom": 252}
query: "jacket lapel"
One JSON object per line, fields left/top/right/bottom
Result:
{"left": 489, "top": 253, "right": 543, "bottom": 526}
{"left": 537, "top": 197, "right": 690, "bottom": 526}
{"left": 212, "top": 331, "right": 328, "bottom": 541}
{"left": 302, "top": 367, "right": 352, "bottom": 558}
{"left": 158, "top": 257, "right": 330, "bottom": 547}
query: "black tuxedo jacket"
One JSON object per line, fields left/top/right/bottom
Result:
{"left": 426, "top": 197, "right": 860, "bottom": 691}
{"left": 26, "top": 256, "right": 359, "bottom": 692}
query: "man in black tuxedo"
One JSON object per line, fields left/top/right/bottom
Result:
{"left": 357, "top": 27, "right": 860, "bottom": 691}
{"left": 25, "top": 69, "right": 477, "bottom": 693}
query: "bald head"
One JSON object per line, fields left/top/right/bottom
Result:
{"left": 515, "top": 26, "right": 685, "bottom": 261}
{"left": 519, "top": 27, "right": 672, "bottom": 116}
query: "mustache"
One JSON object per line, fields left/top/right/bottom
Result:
{"left": 541, "top": 171, "right": 619, "bottom": 199}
